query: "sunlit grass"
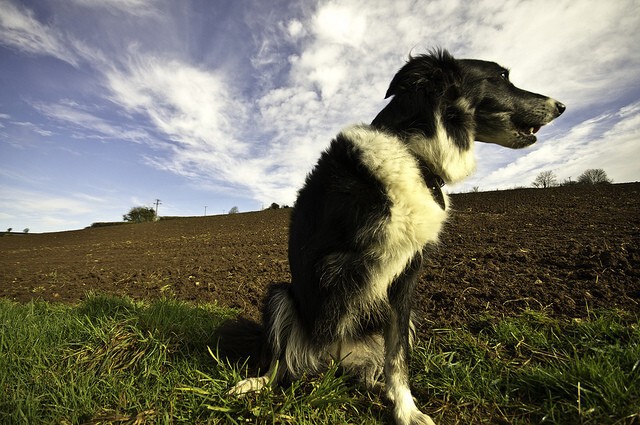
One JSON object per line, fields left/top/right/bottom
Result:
{"left": 1, "top": 295, "right": 638, "bottom": 424}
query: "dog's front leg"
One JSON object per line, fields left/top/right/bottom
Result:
{"left": 384, "top": 317, "right": 434, "bottom": 425}
{"left": 385, "top": 257, "right": 435, "bottom": 425}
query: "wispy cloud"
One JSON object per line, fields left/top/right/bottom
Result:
{"left": 3, "top": 1, "right": 122, "bottom": 76}
{"left": 105, "top": 54, "right": 247, "bottom": 154}
{"left": 0, "top": 0, "right": 80, "bottom": 66}
{"left": 0, "top": 182, "right": 145, "bottom": 232}
{"left": 8, "top": 120, "right": 53, "bottom": 137}
{"left": 33, "top": 100, "right": 152, "bottom": 143}
{"left": 0, "top": 185, "right": 101, "bottom": 226}
{"left": 69, "top": 0, "right": 161, "bottom": 17}
{"left": 102, "top": 53, "right": 272, "bottom": 198}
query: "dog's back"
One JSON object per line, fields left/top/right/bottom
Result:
{"left": 287, "top": 126, "right": 448, "bottom": 345}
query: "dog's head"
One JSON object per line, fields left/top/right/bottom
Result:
{"left": 372, "top": 50, "right": 565, "bottom": 149}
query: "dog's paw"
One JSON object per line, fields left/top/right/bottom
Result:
{"left": 394, "top": 408, "right": 436, "bottom": 425}
{"left": 408, "top": 410, "right": 436, "bottom": 425}
{"left": 389, "top": 387, "right": 436, "bottom": 425}
{"left": 227, "top": 376, "right": 269, "bottom": 396}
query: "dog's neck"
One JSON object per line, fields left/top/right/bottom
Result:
{"left": 404, "top": 130, "right": 477, "bottom": 184}
{"left": 414, "top": 157, "right": 446, "bottom": 210}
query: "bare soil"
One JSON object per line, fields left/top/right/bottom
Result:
{"left": 1, "top": 183, "right": 638, "bottom": 329}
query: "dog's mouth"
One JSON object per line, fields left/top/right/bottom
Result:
{"left": 475, "top": 109, "right": 558, "bottom": 149}
{"left": 512, "top": 115, "right": 544, "bottom": 136}
{"left": 510, "top": 119, "right": 545, "bottom": 147}
{"left": 518, "top": 124, "right": 541, "bottom": 136}
{"left": 474, "top": 92, "right": 565, "bottom": 149}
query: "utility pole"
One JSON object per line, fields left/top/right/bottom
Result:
{"left": 204, "top": 206, "right": 207, "bottom": 216}
{"left": 154, "top": 199, "right": 162, "bottom": 219}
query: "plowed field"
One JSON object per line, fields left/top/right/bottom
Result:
{"left": 1, "top": 183, "right": 638, "bottom": 329}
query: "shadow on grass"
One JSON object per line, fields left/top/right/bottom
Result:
{"left": 76, "top": 292, "right": 239, "bottom": 366}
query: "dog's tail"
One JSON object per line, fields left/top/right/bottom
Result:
{"left": 214, "top": 315, "right": 270, "bottom": 373}
{"left": 214, "top": 282, "right": 293, "bottom": 374}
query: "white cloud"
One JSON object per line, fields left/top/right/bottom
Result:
{"left": 284, "top": 0, "right": 640, "bottom": 113}
{"left": 245, "top": 0, "right": 640, "bottom": 201}
{"left": 459, "top": 0, "right": 640, "bottom": 108}
{"left": 2, "top": 0, "right": 639, "bottom": 229}
{"left": 312, "top": 3, "right": 367, "bottom": 48}
{"left": 286, "top": 19, "right": 305, "bottom": 39}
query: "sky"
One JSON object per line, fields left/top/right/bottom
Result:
{"left": 1, "top": 0, "right": 639, "bottom": 233}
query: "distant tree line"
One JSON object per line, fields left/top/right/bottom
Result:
{"left": 118, "top": 202, "right": 288, "bottom": 225}
{"left": 266, "top": 203, "right": 291, "bottom": 209}
{"left": 532, "top": 168, "right": 612, "bottom": 188}
{"left": 1, "top": 227, "right": 29, "bottom": 236}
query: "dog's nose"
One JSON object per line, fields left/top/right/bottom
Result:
{"left": 555, "top": 101, "right": 566, "bottom": 116}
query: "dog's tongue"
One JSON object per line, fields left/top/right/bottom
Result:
{"left": 532, "top": 125, "right": 541, "bottom": 134}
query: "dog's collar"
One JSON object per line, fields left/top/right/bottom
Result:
{"left": 416, "top": 159, "right": 446, "bottom": 210}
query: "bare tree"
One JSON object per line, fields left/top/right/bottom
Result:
{"left": 532, "top": 171, "right": 558, "bottom": 188}
{"left": 578, "top": 169, "right": 612, "bottom": 184}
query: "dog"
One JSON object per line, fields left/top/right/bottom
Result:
{"left": 222, "top": 49, "right": 565, "bottom": 425}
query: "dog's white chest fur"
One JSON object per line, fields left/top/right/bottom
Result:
{"left": 343, "top": 125, "right": 449, "bottom": 299}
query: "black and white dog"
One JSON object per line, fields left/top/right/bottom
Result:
{"left": 226, "top": 50, "right": 565, "bottom": 425}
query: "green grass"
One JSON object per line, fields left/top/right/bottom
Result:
{"left": 417, "top": 310, "right": 640, "bottom": 424}
{"left": 1, "top": 295, "right": 638, "bottom": 424}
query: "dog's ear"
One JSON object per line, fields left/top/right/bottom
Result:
{"left": 372, "top": 49, "right": 459, "bottom": 133}
{"left": 384, "top": 49, "right": 457, "bottom": 97}
{"left": 371, "top": 90, "right": 436, "bottom": 132}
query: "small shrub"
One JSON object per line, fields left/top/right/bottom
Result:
{"left": 123, "top": 206, "right": 156, "bottom": 223}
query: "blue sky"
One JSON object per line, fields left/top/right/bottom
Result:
{"left": 1, "top": 0, "right": 639, "bottom": 233}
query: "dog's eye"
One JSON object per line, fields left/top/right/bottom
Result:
{"left": 499, "top": 71, "right": 509, "bottom": 81}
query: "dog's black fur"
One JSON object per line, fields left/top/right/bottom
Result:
{"left": 219, "top": 49, "right": 564, "bottom": 425}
